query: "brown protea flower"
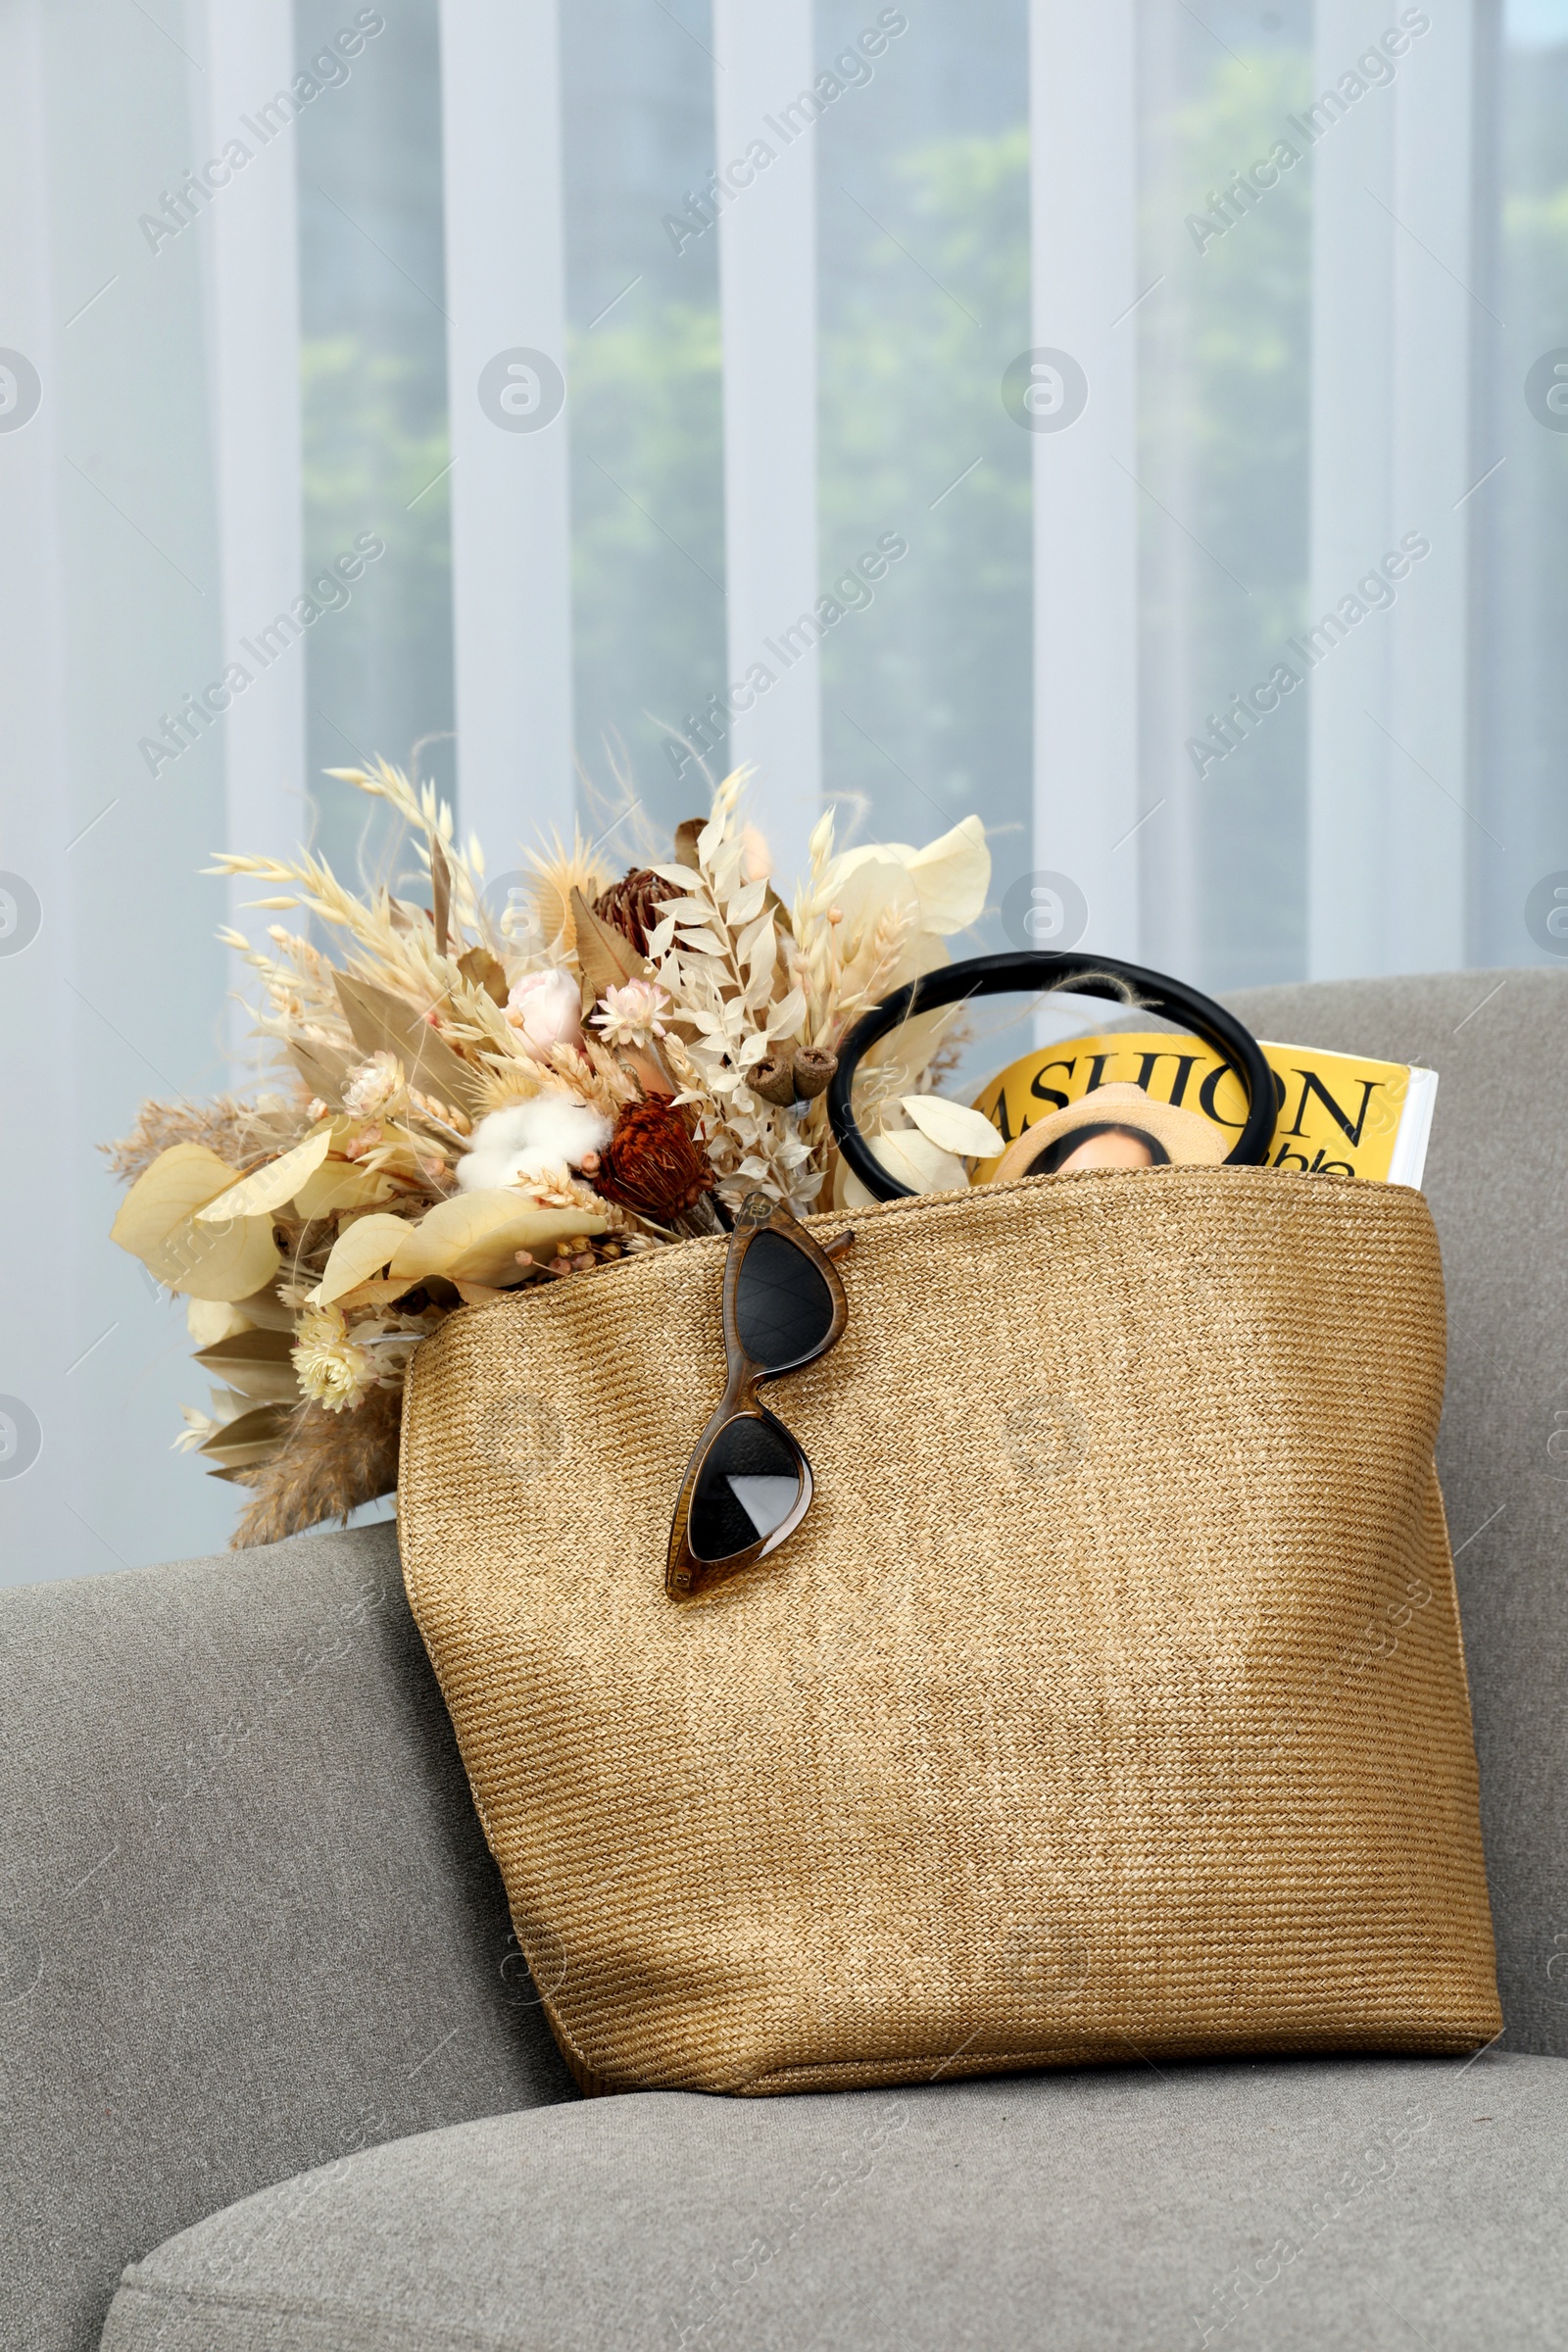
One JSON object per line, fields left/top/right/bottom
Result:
{"left": 593, "top": 867, "right": 666, "bottom": 956}
{"left": 592, "top": 1098, "right": 715, "bottom": 1222}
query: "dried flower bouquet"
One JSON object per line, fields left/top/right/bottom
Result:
{"left": 108, "top": 763, "right": 999, "bottom": 1545}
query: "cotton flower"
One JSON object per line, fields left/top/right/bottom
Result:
{"left": 456, "top": 1097, "right": 613, "bottom": 1194}
{"left": 591, "top": 978, "right": 669, "bottom": 1051}
{"left": 342, "top": 1050, "right": 406, "bottom": 1120}
{"left": 292, "top": 1302, "right": 377, "bottom": 1413}
{"left": 506, "top": 968, "right": 583, "bottom": 1054}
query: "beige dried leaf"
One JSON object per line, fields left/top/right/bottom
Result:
{"left": 899, "top": 1095, "right": 1003, "bottom": 1159}
{"left": 334, "top": 974, "right": 484, "bottom": 1117}
{"left": 326, "top": 1276, "right": 426, "bottom": 1314}
{"left": 289, "top": 1038, "right": 359, "bottom": 1111}
{"left": 291, "top": 1158, "right": 398, "bottom": 1220}
{"left": 766, "top": 987, "right": 807, "bottom": 1041}
{"left": 430, "top": 832, "right": 452, "bottom": 957}
{"left": 228, "top": 1284, "right": 298, "bottom": 1332}
{"left": 520, "top": 831, "right": 615, "bottom": 959}
{"left": 193, "top": 1329, "right": 300, "bottom": 1404}
{"left": 146, "top": 1209, "right": 283, "bottom": 1302}
{"left": 727, "top": 875, "right": 769, "bottom": 928}
{"left": 315, "top": 1212, "right": 413, "bottom": 1306}
{"left": 194, "top": 1126, "right": 332, "bottom": 1221}
{"left": 675, "top": 925, "right": 729, "bottom": 960}
{"left": 185, "top": 1298, "right": 253, "bottom": 1348}
{"left": 457, "top": 945, "right": 510, "bottom": 1005}
{"left": 196, "top": 1399, "right": 295, "bottom": 1471}
{"left": 569, "top": 888, "right": 647, "bottom": 1004}
{"left": 389, "top": 1191, "right": 607, "bottom": 1287}
{"left": 869, "top": 1127, "right": 967, "bottom": 1196}
{"left": 111, "top": 1144, "right": 239, "bottom": 1261}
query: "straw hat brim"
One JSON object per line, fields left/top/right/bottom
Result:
{"left": 990, "top": 1082, "right": 1231, "bottom": 1183}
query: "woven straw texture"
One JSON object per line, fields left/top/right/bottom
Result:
{"left": 399, "top": 1166, "right": 1499, "bottom": 2097}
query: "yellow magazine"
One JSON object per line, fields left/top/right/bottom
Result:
{"left": 970, "top": 1032, "right": 1437, "bottom": 1188}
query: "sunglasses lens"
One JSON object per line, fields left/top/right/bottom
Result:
{"left": 688, "top": 1415, "right": 806, "bottom": 1562}
{"left": 734, "top": 1230, "right": 835, "bottom": 1372}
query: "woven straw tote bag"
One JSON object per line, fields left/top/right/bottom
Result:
{"left": 398, "top": 960, "right": 1499, "bottom": 2097}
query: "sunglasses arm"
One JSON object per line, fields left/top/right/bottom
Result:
{"left": 821, "top": 1230, "right": 855, "bottom": 1261}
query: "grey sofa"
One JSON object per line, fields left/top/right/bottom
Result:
{"left": 4, "top": 970, "right": 1566, "bottom": 2352}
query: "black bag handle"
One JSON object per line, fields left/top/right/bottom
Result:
{"left": 826, "top": 951, "right": 1276, "bottom": 1202}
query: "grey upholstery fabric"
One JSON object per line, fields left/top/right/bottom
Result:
{"left": 0, "top": 1522, "right": 574, "bottom": 2352}
{"left": 1226, "top": 970, "right": 1568, "bottom": 2061}
{"left": 100, "top": 2053, "right": 1566, "bottom": 2351}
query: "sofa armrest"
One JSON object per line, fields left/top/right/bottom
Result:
{"left": 0, "top": 1519, "right": 573, "bottom": 2352}
{"left": 1228, "top": 969, "right": 1568, "bottom": 2064}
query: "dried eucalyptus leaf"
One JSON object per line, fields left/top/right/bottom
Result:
{"left": 316, "top": 1212, "right": 412, "bottom": 1306}
{"left": 194, "top": 1126, "right": 331, "bottom": 1221}
{"left": 111, "top": 1145, "right": 239, "bottom": 1260}
{"left": 146, "top": 1208, "right": 282, "bottom": 1302}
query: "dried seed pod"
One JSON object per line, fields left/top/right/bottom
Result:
{"left": 750, "top": 1054, "right": 798, "bottom": 1107}
{"left": 791, "top": 1047, "right": 838, "bottom": 1101}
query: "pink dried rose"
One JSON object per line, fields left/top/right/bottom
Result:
{"left": 505, "top": 968, "right": 582, "bottom": 1055}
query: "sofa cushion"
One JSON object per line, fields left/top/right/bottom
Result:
{"left": 1227, "top": 970, "right": 1568, "bottom": 2061}
{"left": 0, "top": 1521, "right": 575, "bottom": 2352}
{"left": 101, "top": 2053, "right": 1564, "bottom": 2351}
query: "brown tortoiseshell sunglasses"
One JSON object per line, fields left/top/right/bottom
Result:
{"left": 666, "top": 1193, "right": 853, "bottom": 1600}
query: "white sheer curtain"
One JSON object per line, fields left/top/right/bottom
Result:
{"left": 3, "top": 0, "right": 234, "bottom": 1581}
{"left": 5, "top": 0, "right": 1564, "bottom": 1583}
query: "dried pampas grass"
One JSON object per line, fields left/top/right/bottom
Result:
{"left": 104, "top": 1096, "right": 281, "bottom": 1185}
{"left": 230, "top": 1382, "right": 401, "bottom": 1549}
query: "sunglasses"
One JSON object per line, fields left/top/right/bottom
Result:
{"left": 666, "top": 1193, "right": 854, "bottom": 1599}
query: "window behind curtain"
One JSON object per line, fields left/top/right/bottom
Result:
{"left": 561, "top": 0, "right": 727, "bottom": 850}
{"left": 1137, "top": 1, "right": 1314, "bottom": 992}
{"left": 294, "top": 0, "right": 454, "bottom": 886}
{"left": 815, "top": 0, "right": 1032, "bottom": 870}
{"left": 1474, "top": 0, "right": 1568, "bottom": 961}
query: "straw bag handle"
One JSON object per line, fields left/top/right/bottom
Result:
{"left": 826, "top": 951, "right": 1276, "bottom": 1202}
